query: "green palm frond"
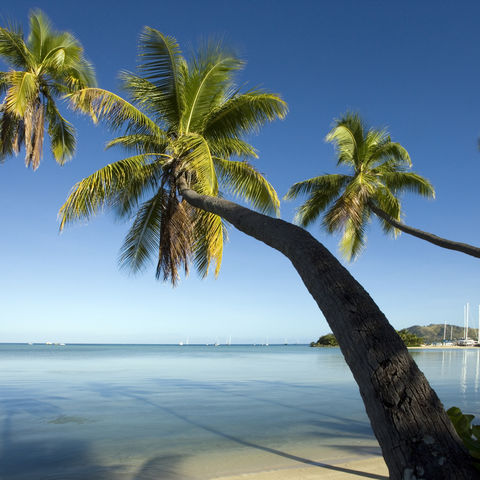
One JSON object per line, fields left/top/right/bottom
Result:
{"left": 369, "top": 141, "right": 411, "bottom": 168}
{"left": 27, "top": 9, "right": 53, "bottom": 61}
{"left": 0, "top": 107, "right": 23, "bottom": 160}
{"left": 208, "top": 137, "right": 257, "bottom": 159}
{"left": 325, "top": 124, "right": 357, "bottom": 167}
{"left": 59, "top": 154, "right": 161, "bottom": 229}
{"left": 285, "top": 174, "right": 350, "bottom": 200}
{"left": 373, "top": 187, "right": 401, "bottom": 235}
{"left": 193, "top": 208, "right": 225, "bottom": 277}
{"left": 137, "top": 28, "right": 184, "bottom": 126}
{"left": 119, "top": 190, "right": 165, "bottom": 274}
{"left": 213, "top": 157, "right": 279, "bottom": 215}
{"left": 287, "top": 175, "right": 351, "bottom": 227}
{"left": 106, "top": 132, "right": 169, "bottom": 155}
{"left": 4, "top": 71, "right": 39, "bottom": 116}
{"left": 111, "top": 159, "right": 165, "bottom": 219}
{"left": 381, "top": 171, "right": 435, "bottom": 198}
{"left": 203, "top": 90, "right": 287, "bottom": 139}
{"left": 66, "top": 88, "right": 162, "bottom": 135}
{"left": 339, "top": 213, "right": 369, "bottom": 261}
{"left": 182, "top": 46, "right": 243, "bottom": 134}
{"left": 0, "top": 24, "right": 32, "bottom": 68}
{"left": 177, "top": 134, "right": 218, "bottom": 196}
{"left": 45, "top": 95, "right": 76, "bottom": 164}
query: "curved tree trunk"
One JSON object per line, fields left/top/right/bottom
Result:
{"left": 178, "top": 179, "right": 477, "bottom": 479}
{"left": 368, "top": 202, "right": 480, "bottom": 259}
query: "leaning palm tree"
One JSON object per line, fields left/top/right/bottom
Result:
{"left": 59, "top": 29, "right": 286, "bottom": 283}
{"left": 286, "top": 112, "right": 480, "bottom": 259}
{"left": 59, "top": 31, "right": 476, "bottom": 478}
{"left": 0, "top": 10, "right": 96, "bottom": 169}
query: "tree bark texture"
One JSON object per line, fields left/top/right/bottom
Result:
{"left": 179, "top": 180, "right": 477, "bottom": 479}
{"left": 368, "top": 202, "right": 480, "bottom": 259}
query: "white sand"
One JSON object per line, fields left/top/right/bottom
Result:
{"left": 211, "top": 456, "right": 388, "bottom": 479}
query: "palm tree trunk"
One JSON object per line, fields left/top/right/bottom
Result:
{"left": 178, "top": 178, "right": 477, "bottom": 480}
{"left": 368, "top": 202, "right": 480, "bottom": 259}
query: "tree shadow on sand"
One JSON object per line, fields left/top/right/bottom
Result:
{"left": 88, "top": 382, "right": 388, "bottom": 480}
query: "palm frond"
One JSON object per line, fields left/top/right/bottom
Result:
{"left": 0, "top": 106, "right": 23, "bottom": 160}
{"left": 213, "top": 157, "right": 279, "bottom": 215}
{"left": 339, "top": 213, "right": 369, "bottom": 261}
{"left": 288, "top": 175, "right": 351, "bottom": 227}
{"left": 325, "top": 124, "right": 357, "bottom": 167}
{"left": 368, "top": 141, "right": 411, "bottom": 168}
{"left": 27, "top": 10, "right": 53, "bottom": 61}
{"left": 372, "top": 186, "right": 401, "bottom": 236}
{"left": 119, "top": 189, "right": 165, "bottom": 274}
{"left": 177, "top": 134, "right": 218, "bottom": 195}
{"left": 105, "top": 132, "right": 169, "bottom": 155}
{"left": 4, "top": 71, "right": 38, "bottom": 116}
{"left": 285, "top": 174, "right": 350, "bottom": 200}
{"left": 136, "top": 28, "right": 185, "bottom": 127}
{"left": 182, "top": 46, "right": 243, "bottom": 134}
{"left": 66, "top": 87, "right": 161, "bottom": 135}
{"left": 0, "top": 25, "right": 32, "bottom": 69}
{"left": 59, "top": 154, "right": 161, "bottom": 230}
{"left": 208, "top": 137, "right": 257, "bottom": 159}
{"left": 157, "top": 197, "right": 193, "bottom": 284}
{"left": 203, "top": 90, "right": 287, "bottom": 139}
{"left": 382, "top": 171, "right": 435, "bottom": 198}
{"left": 45, "top": 96, "right": 76, "bottom": 164}
{"left": 193, "top": 208, "right": 224, "bottom": 277}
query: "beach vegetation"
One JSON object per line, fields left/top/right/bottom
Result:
{"left": 447, "top": 406, "right": 480, "bottom": 470}
{"left": 397, "top": 329, "right": 424, "bottom": 347}
{"left": 310, "top": 333, "right": 338, "bottom": 347}
{"left": 0, "top": 10, "right": 95, "bottom": 169}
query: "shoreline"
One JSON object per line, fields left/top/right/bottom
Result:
{"left": 407, "top": 345, "right": 480, "bottom": 349}
{"left": 211, "top": 456, "right": 388, "bottom": 479}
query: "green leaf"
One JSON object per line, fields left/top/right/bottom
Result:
{"left": 213, "top": 157, "right": 279, "bottom": 215}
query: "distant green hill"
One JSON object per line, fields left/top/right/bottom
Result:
{"left": 405, "top": 324, "right": 478, "bottom": 344}
{"left": 311, "top": 324, "right": 479, "bottom": 347}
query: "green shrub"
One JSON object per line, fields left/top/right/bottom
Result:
{"left": 310, "top": 333, "right": 338, "bottom": 347}
{"left": 397, "top": 329, "right": 424, "bottom": 347}
{"left": 447, "top": 406, "right": 480, "bottom": 470}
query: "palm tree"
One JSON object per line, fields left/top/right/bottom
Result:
{"left": 59, "top": 31, "right": 476, "bottom": 478}
{"left": 59, "top": 29, "right": 286, "bottom": 284}
{"left": 286, "top": 113, "right": 480, "bottom": 260}
{"left": 0, "top": 10, "right": 96, "bottom": 169}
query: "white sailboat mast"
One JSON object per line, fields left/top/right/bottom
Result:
{"left": 466, "top": 302, "right": 470, "bottom": 339}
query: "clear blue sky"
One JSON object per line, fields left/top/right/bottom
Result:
{"left": 1, "top": 0, "right": 479, "bottom": 344}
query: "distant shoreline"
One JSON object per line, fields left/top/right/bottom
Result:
{"left": 408, "top": 345, "right": 480, "bottom": 350}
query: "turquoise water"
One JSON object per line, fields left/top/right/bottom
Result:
{"left": 0, "top": 345, "right": 479, "bottom": 479}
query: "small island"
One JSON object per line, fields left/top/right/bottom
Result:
{"left": 311, "top": 329, "right": 424, "bottom": 347}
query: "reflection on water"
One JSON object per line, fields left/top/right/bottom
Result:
{"left": 0, "top": 345, "right": 479, "bottom": 479}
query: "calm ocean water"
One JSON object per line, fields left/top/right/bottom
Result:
{"left": 1, "top": 344, "right": 479, "bottom": 479}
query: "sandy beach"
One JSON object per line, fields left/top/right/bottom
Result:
{"left": 213, "top": 456, "right": 388, "bottom": 479}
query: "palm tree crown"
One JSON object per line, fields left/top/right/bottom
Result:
{"left": 286, "top": 113, "right": 434, "bottom": 260}
{"left": 59, "top": 28, "right": 287, "bottom": 284}
{"left": 0, "top": 10, "right": 96, "bottom": 169}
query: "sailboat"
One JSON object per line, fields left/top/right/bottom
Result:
{"left": 458, "top": 303, "right": 476, "bottom": 346}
